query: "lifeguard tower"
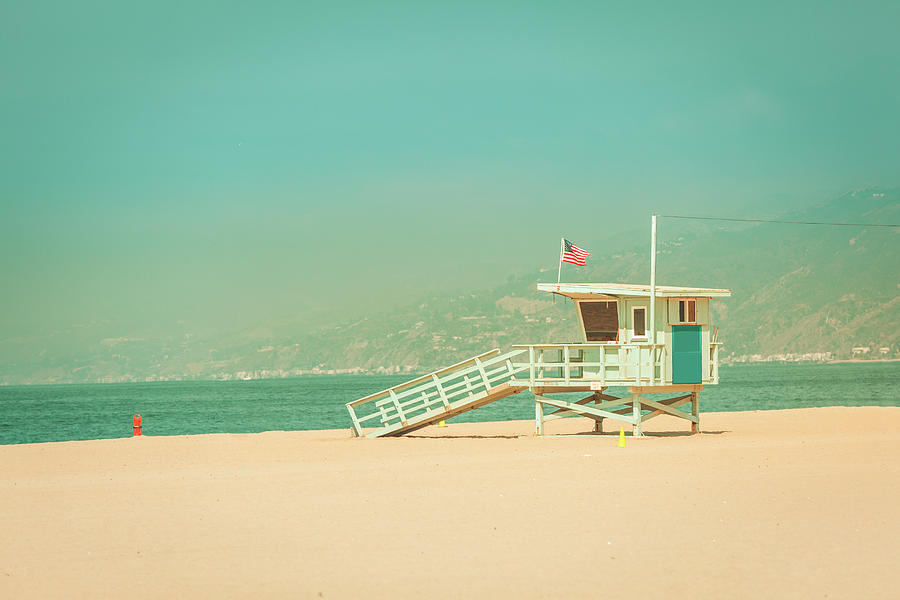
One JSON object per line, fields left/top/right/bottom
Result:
{"left": 345, "top": 216, "right": 731, "bottom": 438}
{"left": 345, "top": 281, "right": 730, "bottom": 438}
{"left": 516, "top": 282, "right": 729, "bottom": 436}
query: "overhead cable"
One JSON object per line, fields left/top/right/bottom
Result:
{"left": 656, "top": 214, "right": 899, "bottom": 228}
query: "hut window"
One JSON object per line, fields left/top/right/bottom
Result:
{"left": 579, "top": 301, "right": 618, "bottom": 342}
{"left": 678, "top": 299, "right": 697, "bottom": 323}
{"left": 632, "top": 307, "right": 647, "bottom": 338}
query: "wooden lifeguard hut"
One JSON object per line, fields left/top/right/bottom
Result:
{"left": 345, "top": 216, "right": 731, "bottom": 438}
{"left": 518, "top": 281, "right": 730, "bottom": 436}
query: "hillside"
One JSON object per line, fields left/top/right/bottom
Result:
{"left": 1, "top": 188, "right": 897, "bottom": 385}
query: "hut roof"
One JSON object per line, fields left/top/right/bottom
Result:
{"left": 537, "top": 282, "right": 732, "bottom": 299}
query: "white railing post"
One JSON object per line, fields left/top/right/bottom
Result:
{"left": 564, "top": 345, "right": 570, "bottom": 384}
{"left": 389, "top": 389, "right": 406, "bottom": 425}
{"left": 432, "top": 373, "right": 450, "bottom": 408}
{"left": 658, "top": 344, "right": 662, "bottom": 384}
{"left": 347, "top": 405, "right": 363, "bottom": 437}
{"left": 600, "top": 346, "right": 606, "bottom": 386}
{"left": 537, "top": 348, "right": 544, "bottom": 381}
{"left": 634, "top": 347, "right": 639, "bottom": 384}
{"left": 529, "top": 346, "right": 535, "bottom": 386}
{"left": 655, "top": 345, "right": 660, "bottom": 385}
{"left": 474, "top": 356, "right": 491, "bottom": 390}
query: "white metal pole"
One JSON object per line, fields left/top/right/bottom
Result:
{"left": 649, "top": 214, "right": 657, "bottom": 346}
{"left": 557, "top": 237, "right": 564, "bottom": 286}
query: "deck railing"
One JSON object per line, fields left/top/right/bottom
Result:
{"left": 345, "top": 348, "right": 527, "bottom": 436}
{"left": 511, "top": 343, "right": 669, "bottom": 387}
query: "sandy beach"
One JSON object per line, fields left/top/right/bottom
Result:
{"left": 2, "top": 407, "right": 899, "bottom": 599}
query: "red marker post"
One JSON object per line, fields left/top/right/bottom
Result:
{"left": 133, "top": 414, "right": 143, "bottom": 436}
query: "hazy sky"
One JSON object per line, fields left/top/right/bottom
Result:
{"left": 2, "top": 1, "right": 898, "bottom": 337}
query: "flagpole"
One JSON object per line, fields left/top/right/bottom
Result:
{"left": 556, "top": 237, "right": 564, "bottom": 286}
{"left": 649, "top": 215, "right": 657, "bottom": 346}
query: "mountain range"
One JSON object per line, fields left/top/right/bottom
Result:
{"left": 1, "top": 187, "right": 897, "bottom": 385}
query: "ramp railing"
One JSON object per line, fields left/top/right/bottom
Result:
{"left": 346, "top": 348, "right": 527, "bottom": 437}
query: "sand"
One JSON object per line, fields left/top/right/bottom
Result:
{"left": 2, "top": 407, "right": 899, "bottom": 599}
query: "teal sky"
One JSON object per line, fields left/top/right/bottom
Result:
{"left": 2, "top": 1, "right": 898, "bottom": 337}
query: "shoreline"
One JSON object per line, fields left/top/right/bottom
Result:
{"left": 2, "top": 406, "right": 900, "bottom": 598}
{"left": 827, "top": 357, "right": 900, "bottom": 364}
{"left": 3, "top": 404, "right": 900, "bottom": 448}
{"left": 2, "top": 358, "right": 897, "bottom": 388}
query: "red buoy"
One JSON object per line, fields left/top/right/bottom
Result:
{"left": 133, "top": 414, "right": 143, "bottom": 436}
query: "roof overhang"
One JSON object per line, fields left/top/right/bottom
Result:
{"left": 537, "top": 282, "right": 732, "bottom": 300}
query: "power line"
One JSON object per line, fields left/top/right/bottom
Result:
{"left": 657, "top": 214, "right": 899, "bottom": 228}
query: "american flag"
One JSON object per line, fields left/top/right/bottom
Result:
{"left": 562, "top": 239, "right": 590, "bottom": 266}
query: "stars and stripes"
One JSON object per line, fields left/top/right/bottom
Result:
{"left": 561, "top": 239, "right": 590, "bottom": 266}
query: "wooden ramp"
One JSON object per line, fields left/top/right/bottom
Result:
{"left": 346, "top": 349, "right": 528, "bottom": 438}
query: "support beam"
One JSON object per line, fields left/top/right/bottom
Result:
{"left": 543, "top": 393, "right": 649, "bottom": 422}
{"left": 544, "top": 410, "right": 587, "bottom": 423}
{"left": 692, "top": 391, "right": 700, "bottom": 433}
{"left": 639, "top": 395, "right": 692, "bottom": 421}
{"left": 629, "top": 384, "right": 703, "bottom": 394}
{"left": 532, "top": 385, "right": 617, "bottom": 394}
{"left": 594, "top": 396, "right": 636, "bottom": 412}
{"left": 544, "top": 394, "right": 596, "bottom": 415}
{"left": 544, "top": 405, "right": 610, "bottom": 423}
{"left": 632, "top": 393, "right": 643, "bottom": 437}
{"left": 530, "top": 389, "right": 705, "bottom": 436}
{"left": 535, "top": 395, "right": 637, "bottom": 425}
{"left": 544, "top": 393, "right": 620, "bottom": 417}
{"left": 639, "top": 395, "right": 697, "bottom": 423}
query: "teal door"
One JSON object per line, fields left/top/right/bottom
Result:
{"left": 672, "top": 326, "right": 702, "bottom": 384}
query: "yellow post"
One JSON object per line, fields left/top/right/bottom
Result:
{"left": 438, "top": 420, "right": 446, "bottom": 428}
{"left": 618, "top": 427, "right": 626, "bottom": 447}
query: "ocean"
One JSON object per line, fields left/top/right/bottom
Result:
{"left": 1, "top": 362, "right": 898, "bottom": 445}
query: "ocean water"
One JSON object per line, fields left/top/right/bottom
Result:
{"left": 0, "top": 362, "right": 897, "bottom": 445}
